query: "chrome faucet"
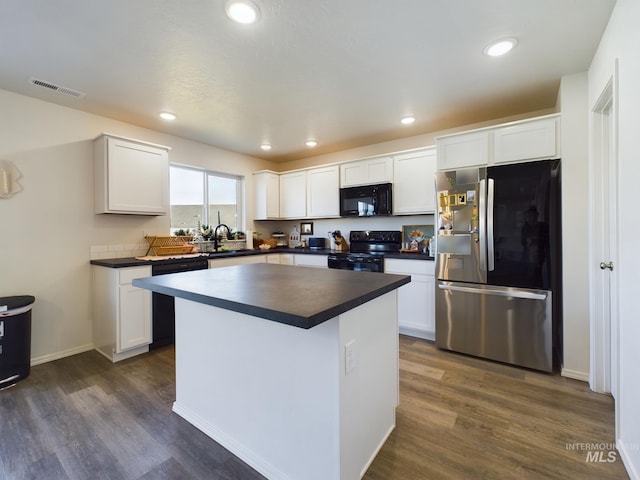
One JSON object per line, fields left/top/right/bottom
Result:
{"left": 213, "top": 224, "right": 230, "bottom": 252}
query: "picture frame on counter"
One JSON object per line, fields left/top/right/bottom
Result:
{"left": 300, "top": 222, "right": 314, "bottom": 235}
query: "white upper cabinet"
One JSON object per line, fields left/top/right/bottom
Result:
{"left": 436, "top": 131, "right": 490, "bottom": 171}
{"left": 340, "top": 156, "right": 393, "bottom": 187}
{"left": 279, "top": 171, "right": 307, "bottom": 219}
{"left": 253, "top": 171, "right": 280, "bottom": 220}
{"left": 94, "top": 134, "right": 170, "bottom": 215}
{"left": 253, "top": 166, "right": 339, "bottom": 220}
{"left": 393, "top": 147, "right": 437, "bottom": 214}
{"left": 306, "top": 166, "right": 340, "bottom": 218}
{"left": 493, "top": 116, "right": 559, "bottom": 164}
{"left": 436, "top": 114, "right": 560, "bottom": 171}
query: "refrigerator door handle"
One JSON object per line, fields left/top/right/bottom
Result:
{"left": 438, "top": 283, "right": 548, "bottom": 301}
{"left": 487, "top": 178, "right": 495, "bottom": 271}
{"left": 478, "top": 179, "right": 487, "bottom": 272}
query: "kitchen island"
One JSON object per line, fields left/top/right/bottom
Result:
{"left": 133, "top": 263, "right": 410, "bottom": 480}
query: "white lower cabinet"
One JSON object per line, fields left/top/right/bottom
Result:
{"left": 280, "top": 254, "right": 294, "bottom": 265}
{"left": 209, "top": 253, "right": 318, "bottom": 267}
{"left": 92, "top": 265, "right": 152, "bottom": 362}
{"left": 293, "top": 254, "right": 328, "bottom": 268}
{"left": 385, "top": 259, "right": 435, "bottom": 340}
{"left": 266, "top": 254, "right": 281, "bottom": 264}
{"left": 266, "top": 253, "right": 294, "bottom": 265}
{"left": 208, "top": 255, "right": 266, "bottom": 268}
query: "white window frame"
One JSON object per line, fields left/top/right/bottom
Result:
{"left": 169, "top": 164, "right": 244, "bottom": 233}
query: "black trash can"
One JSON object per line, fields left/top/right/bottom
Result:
{"left": 0, "top": 295, "right": 35, "bottom": 389}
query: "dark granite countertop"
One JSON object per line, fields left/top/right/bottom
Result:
{"left": 90, "top": 247, "right": 433, "bottom": 268}
{"left": 132, "top": 263, "right": 411, "bottom": 329}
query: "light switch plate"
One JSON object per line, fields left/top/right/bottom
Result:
{"left": 345, "top": 340, "right": 357, "bottom": 374}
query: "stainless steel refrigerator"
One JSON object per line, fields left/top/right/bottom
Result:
{"left": 434, "top": 159, "right": 562, "bottom": 372}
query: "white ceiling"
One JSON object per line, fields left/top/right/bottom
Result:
{"left": 0, "top": 0, "right": 616, "bottom": 162}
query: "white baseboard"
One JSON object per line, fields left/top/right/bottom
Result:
{"left": 30, "top": 343, "right": 94, "bottom": 366}
{"left": 359, "top": 419, "right": 396, "bottom": 478}
{"left": 618, "top": 440, "right": 640, "bottom": 480}
{"left": 561, "top": 367, "right": 590, "bottom": 382}
{"left": 399, "top": 327, "right": 435, "bottom": 341}
{"left": 173, "top": 401, "right": 289, "bottom": 480}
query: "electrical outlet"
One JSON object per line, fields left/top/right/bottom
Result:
{"left": 345, "top": 340, "right": 357, "bottom": 374}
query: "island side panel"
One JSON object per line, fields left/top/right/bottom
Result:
{"left": 338, "top": 290, "right": 399, "bottom": 479}
{"left": 172, "top": 298, "right": 341, "bottom": 480}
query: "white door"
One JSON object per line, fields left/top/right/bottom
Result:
{"left": 591, "top": 76, "right": 619, "bottom": 401}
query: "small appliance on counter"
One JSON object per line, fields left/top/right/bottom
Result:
{"left": 308, "top": 237, "right": 327, "bottom": 249}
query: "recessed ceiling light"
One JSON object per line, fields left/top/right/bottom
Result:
{"left": 159, "top": 112, "right": 176, "bottom": 121}
{"left": 260, "top": 143, "right": 272, "bottom": 151}
{"left": 225, "top": 0, "right": 260, "bottom": 24}
{"left": 484, "top": 38, "right": 517, "bottom": 57}
{"left": 401, "top": 116, "right": 415, "bottom": 125}
{"left": 305, "top": 140, "right": 318, "bottom": 148}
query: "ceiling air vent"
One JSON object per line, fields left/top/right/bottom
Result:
{"left": 29, "top": 77, "right": 86, "bottom": 99}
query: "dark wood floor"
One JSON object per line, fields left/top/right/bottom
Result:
{"left": 365, "top": 336, "right": 628, "bottom": 480}
{"left": 0, "top": 336, "right": 629, "bottom": 480}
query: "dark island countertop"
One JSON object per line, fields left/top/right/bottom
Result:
{"left": 132, "top": 263, "right": 411, "bottom": 329}
{"left": 90, "top": 247, "right": 434, "bottom": 268}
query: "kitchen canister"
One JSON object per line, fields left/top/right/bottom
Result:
{"left": 289, "top": 225, "right": 301, "bottom": 248}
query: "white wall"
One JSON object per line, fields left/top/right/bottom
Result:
{"left": 588, "top": 0, "right": 640, "bottom": 476}
{"left": 0, "top": 89, "right": 275, "bottom": 364}
{"left": 558, "top": 73, "right": 591, "bottom": 379}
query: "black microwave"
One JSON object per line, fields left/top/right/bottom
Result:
{"left": 339, "top": 183, "right": 392, "bottom": 217}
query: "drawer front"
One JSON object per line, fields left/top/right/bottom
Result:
{"left": 294, "top": 254, "right": 328, "bottom": 268}
{"left": 119, "top": 266, "right": 152, "bottom": 285}
{"left": 385, "top": 259, "right": 434, "bottom": 276}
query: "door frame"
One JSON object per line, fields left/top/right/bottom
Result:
{"left": 589, "top": 61, "right": 619, "bottom": 406}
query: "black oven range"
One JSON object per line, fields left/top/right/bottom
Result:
{"left": 327, "top": 230, "right": 402, "bottom": 273}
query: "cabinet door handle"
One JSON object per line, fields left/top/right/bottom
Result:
{"left": 599, "top": 261, "right": 614, "bottom": 271}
